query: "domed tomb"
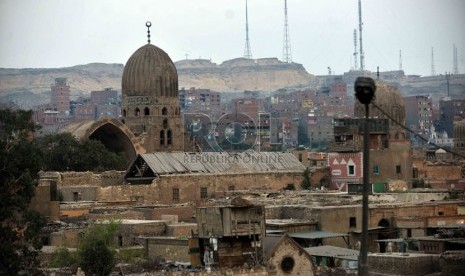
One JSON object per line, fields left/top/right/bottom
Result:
{"left": 120, "top": 40, "right": 184, "bottom": 153}
{"left": 354, "top": 81, "right": 406, "bottom": 139}
{"left": 122, "top": 43, "right": 178, "bottom": 99}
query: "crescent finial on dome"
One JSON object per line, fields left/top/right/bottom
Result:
{"left": 146, "top": 21, "right": 152, "bottom": 44}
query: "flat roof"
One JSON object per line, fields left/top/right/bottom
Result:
{"left": 305, "top": 245, "right": 359, "bottom": 261}
{"left": 289, "top": 231, "right": 349, "bottom": 240}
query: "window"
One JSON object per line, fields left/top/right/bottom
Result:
{"left": 122, "top": 109, "right": 127, "bottom": 117}
{"left": 160, "top": 130, "right": 165, "bottom": 145}
{"left": 167, "top": 130, "right": 172, "bottom": 145}
{"left": 144, "top": 107, "right": 150, "bottom": 116}
{"left": 348, "top": 165, "right": 355, "bottom": 176}
{"left": 396, "top": 165, "right": 401, "bottom": 174}
{"left": 135, "top": 108, "right": 140, "bottom": 116}
{"left": 172, "top": 188, "right": 179, "bottom": 202}
{"left": 200, "top": 187, "right": 208, "bottom": 199}
{"left": 298, "top": 153, "right": 302, "bottom": 162}
{"left": 281, "top": 256, "right": 295, "bottom": 273}
{"left": 350, "top": 217, "right": 357, "bottom": 228}
{"left": 438, "top": 211, "right": 444, "bottom": 216}
{"left": 162, "top": 107, "right": 168, "bottom": 115}
{"left": 373, "top": 165, "right": 379, "bottom": 175}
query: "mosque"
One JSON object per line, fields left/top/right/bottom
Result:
{"left": 63, "top": 23, "right": 190, "bottom": 162}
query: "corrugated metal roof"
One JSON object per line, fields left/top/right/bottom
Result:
{"left": 139, "top": 152, "right": 305, "bottom": 175}
{"left": 305, "top": 245, "right": 359, "bottom": 260}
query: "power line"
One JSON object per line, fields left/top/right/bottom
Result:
{"left": 372, "top": 103, "right": 465, "bottom": 159}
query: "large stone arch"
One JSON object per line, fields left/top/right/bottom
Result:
{"left": 61, "top": 118, "right": 144, "bottom": 164}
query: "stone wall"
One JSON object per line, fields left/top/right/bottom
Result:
{"left": 142, "top": 237, "right": 190, "bottom": 263}
{"left": 367, "top": 253, "right": 440, "bottom": 275}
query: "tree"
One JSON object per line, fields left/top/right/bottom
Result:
{"left": 78, "top": 221, "right": 121, "bottom": 276}
{"left": 0, "top": 109, "right": 46, "bottom": 275}
{"left": 37, "top": 133, "right": 126, "bottom": 172}
{"left": 301, "top": 167, "right": 311, "bottom": 190}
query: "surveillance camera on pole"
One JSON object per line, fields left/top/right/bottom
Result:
{"left": 355, "top": 77, "right": 376, "bottom": 105}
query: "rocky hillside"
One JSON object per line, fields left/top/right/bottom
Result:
{"left": 0, "top": 58, "right": 315, "bottom": 98}
{"left": 0, "top": 63, "right": 124, "bottom": 96}
{"left": 175, "top": 58, "right": 315, "bottom": 92}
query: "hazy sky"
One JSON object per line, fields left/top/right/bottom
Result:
{"left": 1, "top": 0, "right": 464, "bottom": 76}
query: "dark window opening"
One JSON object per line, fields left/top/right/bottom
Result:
{"left": 373, "top": 166, "right": 379, "bottom": 175}
{"left": 350, "top": 217, "right": 356, "bottom": 228}
{"left": 73, "top": 192, "right": 79, "bottom": 202}
{"left": 396, "top": 165, "right": 402, "bottom": 174}
{"left": 118, "top": 236, "right": 123, "bottom": 247}
{"left": 135, "top": 108, "right": 140, "bottom": 116}
{"left": 172, "top": 188, "right": 179, "bottom": 202}
{"left": 144, "top": 107, "right": 150, "bottom": 116}
{"left": 50, "top": 181, "right": 57, "bottom": 201}
{"left": 298, "top": 153, "right": 303, "bottom": 162}
{"left": 348, "top": 165, "right": 355, "bottom": 176}
{"left": 160, "top": 130, "right": 165, "bottom": 145}
{"left": 281, "top": 256, "right": 295, "bottom": 273}
{"left": 163, "top": 118, "right": 168, "bottom": 129}
{"left": 167, "top": 129, "right": 172, "bottom": 145}
{"left": 200, "top": 187, "right": 208, "bottom": 199}
{"left": 438, "top": 211, "right": 444, "bottom": 216}
{"left": 122, "top": 109, "right": 127, "bottom": 117}
{"left": 162, "top": 107, "right": 168, "bottom": 115}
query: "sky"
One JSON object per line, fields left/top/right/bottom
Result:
{"left": 1, "top": 0, "right": 464, "bottom": 76}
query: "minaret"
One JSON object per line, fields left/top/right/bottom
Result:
{"left": 358, "top": 0, "right": 365, "bottom": 71}
{"left": 243, "top": 0, "right": 252, "bottom": 59}
{"left": 282, "top": 0, "right": 292, "bottom": 63}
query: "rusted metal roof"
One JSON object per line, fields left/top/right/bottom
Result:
{"left": 136, "top": 151, "right": 305, "bottom": 176}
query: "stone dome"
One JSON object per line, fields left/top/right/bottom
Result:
{"left": 355, "top": 81, "right": 406, "bottom": 139}
{"left": 122, "top": 44, "right": 178, "bottom": 98}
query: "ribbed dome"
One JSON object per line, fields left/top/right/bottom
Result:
{"left": 122, "top": 44, "right": 178, "bottom": 98}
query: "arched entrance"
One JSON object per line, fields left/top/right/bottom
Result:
{"left": 378, "top": 218, "right": 391, "bottom": 253}
{"left": 61, "top": 118, "right": 143, "bottom": 165}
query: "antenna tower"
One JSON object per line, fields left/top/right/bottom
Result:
{"left": 243, "top": 0, "right": 252, "bottom": 59}
{"left": 358, "top": 0, "right": 365, "bottom": 71}
{"left": 431, "top": 47, "right": 435, "bottom": 76}
{"left": 283, "top": 0, "right": 292, "bottom": 63}
{"left": 353, "top": 29, "right": 358, "bottom": 70}
{"left": 453, "top": 44, "right": 459, "bottom": 74}
{"left": 399, "top": 50, "right": 403, "bottom": 71}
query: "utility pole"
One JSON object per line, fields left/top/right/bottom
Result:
{"left": 244, "top": 0, "right": 252, "bottom": 59}
{"left": 283, "top": 0, "right": 292, "bottom": 63}
{"left": 355, "top": 77, "right": 376, "bottom": 276}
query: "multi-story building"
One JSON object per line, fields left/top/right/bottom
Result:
{"left": 50, "top": 78, "right": 70, "bottom": 114}
{"left": 404, "top": 95, "right": 433, "bottom": 136}
{"left": 179, "top": 87, "right": 221, "bottom": 117}
{"left": 439, "top": 97, "right": 465, "bottom": 137}
{"left": 91, "top": 88, "right": 118, "bottom": 105}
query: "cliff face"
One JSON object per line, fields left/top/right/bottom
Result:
{"left": 0, "top": 58, "right": 315, "bottom": 98}
{"left": 176, "top": 58, "right": 315, "bottom": 92}
{"left": 0, "top": 63, "right": 124, "bottom": 96}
